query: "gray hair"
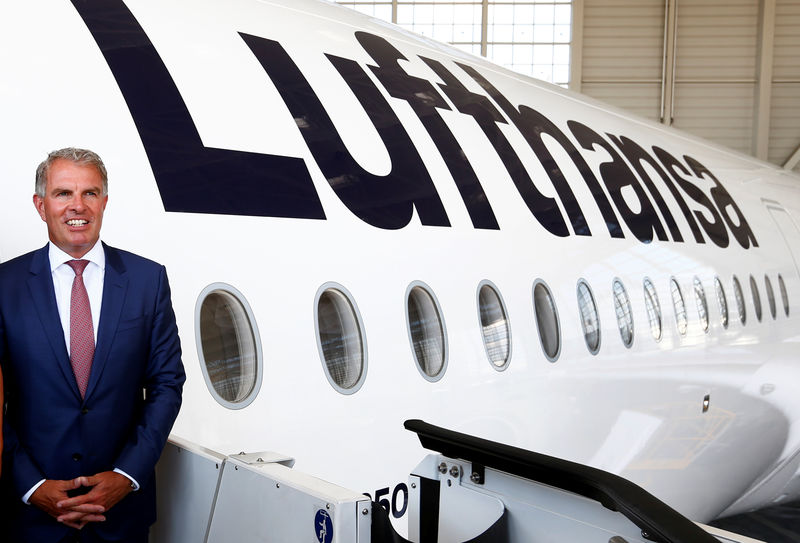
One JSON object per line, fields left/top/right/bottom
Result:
{"left": 35, "top": 147, "right": 108, "bottom": 198}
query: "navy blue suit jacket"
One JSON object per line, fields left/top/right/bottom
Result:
{"left": 0, "top": 243, "right": 185, "bottom": 541}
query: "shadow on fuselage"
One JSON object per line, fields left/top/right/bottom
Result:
{"left": 711, "top": 500, "right": 800, "bottom": 542}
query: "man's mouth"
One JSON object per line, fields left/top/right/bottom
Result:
{"left": 66, "top": 219, "right": 89, "bottom": 226}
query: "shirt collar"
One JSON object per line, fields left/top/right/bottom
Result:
{"left": 48, "top": 240, "right": 106, "bottom": 273}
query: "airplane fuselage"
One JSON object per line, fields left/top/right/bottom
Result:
{"left": 2, "top": 0, "right": 800, "bottom": 525}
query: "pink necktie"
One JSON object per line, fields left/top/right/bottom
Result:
{"left": 67, "top": 259, "right": 94, "bottom": 398}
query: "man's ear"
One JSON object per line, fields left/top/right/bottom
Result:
{"left": 33, "top": 194, "right": 46, "bottom": 222}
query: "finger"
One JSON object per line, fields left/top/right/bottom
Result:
{"left": 56, "top": 494, "right": 105, "bottom": 511}
{"left": 66, "top": 477, "right": 86, "bottom": 490}
{"left": 74, "top": 475, "right": 94, "bottom": 487}
{"left": 57, "top": 510, "right": 83, "bottom": 522}
{"left": 56, "top": 495, "right": 89, "bottom": 509}
{"left": 58, "top": 502, "right": 106, "bottom": 514}
{"left": 58, "top": 509, "right": 107, "bottom": 521}
{"left": 58, "top": 511, "right": 106, "bottom": 524}
{"left": 60, "top": 519, "right": 87, "bottom": 530}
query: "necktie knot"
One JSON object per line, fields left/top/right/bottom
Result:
{"left": 67, "top": 259, "right": 90, "bottom": 276}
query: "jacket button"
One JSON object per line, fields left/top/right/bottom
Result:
{"left": 72, "top": 453, "right": 82, "bottom": 461}
{"left": 81, "top": 408, "right": 89, "bottom": 415}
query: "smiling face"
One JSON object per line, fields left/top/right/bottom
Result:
{"left": 33, "top": 158, "right": 108, "bottom": 258}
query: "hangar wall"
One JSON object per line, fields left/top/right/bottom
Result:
{"left": 571, "top": 0, "right": 800, "bottom": 173}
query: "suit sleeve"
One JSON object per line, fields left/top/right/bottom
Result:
{"left": 2, "top": 417, "right": 48, "bottom": 499}
{"left": 0, "top": 301, "right": 48, "bottom": 498}
{"left": 112, "top": 265, "right": 185, "bottom": 484}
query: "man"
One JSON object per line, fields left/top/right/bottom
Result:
{"left": 0, "top": 148, "right": 185, "bottom": 542}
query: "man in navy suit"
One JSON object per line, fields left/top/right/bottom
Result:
{"left": 0, "top": 148, "right": 185, "bottom": 542}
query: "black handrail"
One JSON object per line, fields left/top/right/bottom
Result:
{"left": 405, "top": 419, "right": 719, "bottom": 543}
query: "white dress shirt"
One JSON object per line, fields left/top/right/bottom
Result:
{"left": 22, "top": 241, "right": 138, "bottom": 504}
{"left": 50, "top": 241, "right": 105, "bottom": 353}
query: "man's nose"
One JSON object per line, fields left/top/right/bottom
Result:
{"left": 68, "top": 195, "right": 86, "bottom": 211}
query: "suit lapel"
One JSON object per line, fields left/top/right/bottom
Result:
{"left": 85, "top": 243, "right": 128, "bottom": 402}
{"left": 26, "top": 245, "right": 81, "bottom": 399}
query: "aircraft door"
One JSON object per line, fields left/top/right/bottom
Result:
{"left": 765, "top": 201, "right": 800, "bottom": 278}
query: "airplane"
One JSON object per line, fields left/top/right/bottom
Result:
{"left": 2, "top": 0, "right": 800, "bottom": 536}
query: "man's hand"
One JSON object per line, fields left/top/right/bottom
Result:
{"left": 30, "top": 478, "right": 106, "bottom": 530}
{"left": 55, "top": 471, "right": 133, "bottom": 526}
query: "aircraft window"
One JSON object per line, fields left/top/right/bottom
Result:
{"left": 533, "top": 280, "right": 561, "bottom": 362}
{"left": 750, "top": 275, "right": 763, "bottom": 322}
{"left": 693, "top": 277, "right": 709, "bottom": 333}
{"left": 733, "top": 275, "right": 746, "bottom": 325}
{"left": 642, "top": 278, "right": 662, "bottom": 341}
{"left": 576, "top": 279, "right": 600, "bottom": 354}
{"left": 612, "top": 279, "right": 634, "bottom": 348}
{"left": 714, "top": 277, "right": 729, "bottom": 329}
{"left": 779, "top": 274, "right": 789, "bottom": 316}
{"left": 406, "top": 282, "right": 447, "bottom": 381}
{"left": 477, "top": 281, "right": 511, "bottom": 370}
{"left": 670, "top": 278, "right": 688, "bottom": 336}
{"left": 315, "top": 284, "right": 367, "bottom": 394}
{"left": 196, "top": 283, "right": 261, "bottom": 409}
{"left": 765, "top": 275, "right": 777, "bottom": 320}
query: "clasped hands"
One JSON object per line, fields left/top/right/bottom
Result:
{"left": 30, "top": 471, "right": 133, "bottom": 530}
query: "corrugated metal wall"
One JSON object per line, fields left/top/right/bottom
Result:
{"left": 771, "top": 0, "right": 800, "bottom": 169}
{"left": 575, "top": 0, "right": 800, "bottom": 174}
{"left": 580, "top": 0, "right": 665, "bottom": 120}
{"left": 672, "top": 0, "right": 758, "bottom": 152}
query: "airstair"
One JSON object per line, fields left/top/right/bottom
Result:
{"left": 151, "top": 420, "right": 763, "bottom": 543}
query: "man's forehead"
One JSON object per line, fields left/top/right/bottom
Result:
{"left": 46, "top": 160, "right": 103, "bottom": 187}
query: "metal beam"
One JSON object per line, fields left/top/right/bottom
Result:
{"left": 481, "top": 0, "right": 488, "bottom": 58}
{"left": 569, "top": 0, "right": 583, "bottom": 93}
{"left": 753, "top": 0, "right": 776, "bottom": 161}
{"left": 660, "top": 0, "right": 678, "bottom": 126}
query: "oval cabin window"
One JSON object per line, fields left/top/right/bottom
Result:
{"left": 197, "top": 284, "right": 261, "bottom": 409}
{"left": 764, "top": 275, "right": 776, "bottom": 320}
{"left": 577, "top": 279, "right": 600, "bottom": 354}
{"left": 643, "top": 277, "right": 662, "bottom": 341}
{"left": 750, "top": 275, "right": 762, "bottom": 322}
{"left": 315, "top": 284, "right": 367, "bottom": 394}
{"left": 693, "top": 277, "right": 709, "bottom": 333}
{"left": 612, "top": 279, "right": 634, "bottom": 348}
{"left": 714, "top": 276, "right": 728, "bottom": 329}
{"left": 533, "top": 280, "right": 561, "bottom": 362}
{"left": 779, "top": 274, "right": 789, "bottom": 317}
{"left": 477, "top": 282, "right": 511, "bottom": 370}
{"left": 406, "top": 283, "right": 447, "bottom": 381}
{"left": 670, "top": 278, "right": 688, "bottom": 336}
{"left": 733, "top": 275, "right": 746, "bottom": 325}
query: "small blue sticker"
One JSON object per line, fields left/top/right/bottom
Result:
{"left": 315, "top": 509, "right": 333, "bottom": 543}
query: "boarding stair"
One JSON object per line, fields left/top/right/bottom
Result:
{"left": 151, "top": 419, "right": 763, "bottom": 543}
